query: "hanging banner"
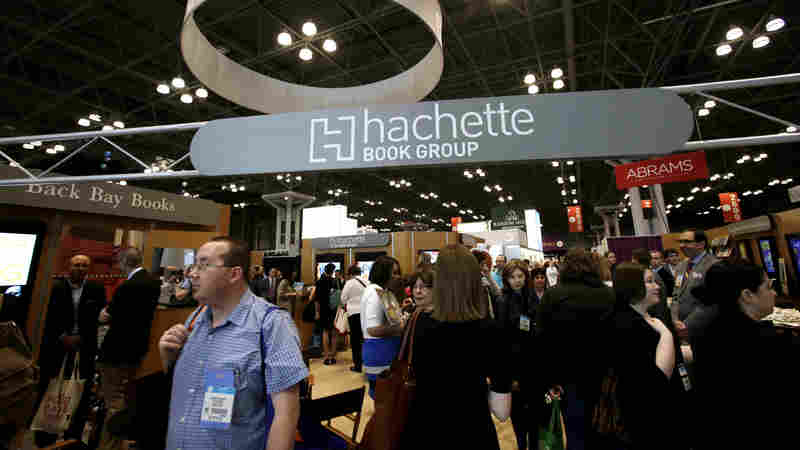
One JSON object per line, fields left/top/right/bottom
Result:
{"left": 614, "top": 151, "right": 709, "bottom": 190}
{"left": 719, "top": 193, "right": 742, "bottom": 223}
{"left": 451, "top": 217, "right": 462, "bottom": 232}
{"left": 567, "top": 206, "right": 584, "bottom": 233}
{"left": 641, "top": 200, "right": 653, "bottom": 209}
{"left": 190, "top": 90, "right": 693, "bottom": 176}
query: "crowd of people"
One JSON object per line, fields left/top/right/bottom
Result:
{"left": 3, "top": 231, "right": 797, "bottom": 450}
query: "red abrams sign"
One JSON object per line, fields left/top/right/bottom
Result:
{"left": 615, "top": 151, "right": 709, "bottom": 190}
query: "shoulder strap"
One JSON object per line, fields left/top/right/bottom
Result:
{"left": 398, "top": 309, "right": 423, "bottom": 364}
{"left": 187, "top": 304, "right": 207, "bottom": 332}
{"left": 356, "top": 278, "right": 367, "bottom": 288}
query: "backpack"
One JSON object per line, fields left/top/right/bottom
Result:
{"left": 0, "top": 320, "right": 39, "bottom": 428}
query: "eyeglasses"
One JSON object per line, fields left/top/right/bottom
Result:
{"left": 191, "top": 262, "right": 236, "bottom": 273}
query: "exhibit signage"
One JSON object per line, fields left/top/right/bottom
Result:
{"left": 492, "top": 206, "right": 526, "bottom": 230}
{"left": 567, "top": 206, "right": 584, "bottom": 233}
{"left": 310, "top": 233, "right": 391, "bottom": 250}
{"left": 190, "top": 89, "right": 693, "bottom": 176}
{"left": 614, "top": 151, "right": 709, "bottom": 190}
{"left": 0, "top": 165, "right": 221, "bottom": 226}
{"left": 719, "top": 193, "right": 742, "bottom": 223}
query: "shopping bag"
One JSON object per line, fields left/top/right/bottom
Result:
{"left": 538, "top": 393, "right": 566, "bottom": 450}
{"left": 334, "top": 307, "right": 349, "bottom": 335}
{"left": 0, "top": 320, "right": 39, "bottom": 429}
{"left": 30, "top": 352, "right": 86, "bottom": 434}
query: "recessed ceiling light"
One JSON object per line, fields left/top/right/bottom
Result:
{"left": 89, "top": 113, "right": 102, "bottom": 122}
{"left": 524, "top": 73, "right": 536, "bottom": 85}
{"left": 119, "top": 180, "right": 127, "bottom": 186}
{"left": 553, "top": 79, "right": 565, "bottom": 90}
{"left": 752, "top": 35, "right": 770, "bottom": 49}
{"left": 786, "top": 126, "right": 797, "bottom": 133}
{"left": 46, "top": 148, "right": 57, "bottom": 154}
{"left": 551, "top": 161, "right": 559, "bottom": 167}
{"left": 195, "top": 88, "right": 208, "bottom": 98}
{"left": 726, "top": 26, "right": 744, "bottom": 41}
{"left": 180, "top": 94, "right": 193, "bottom": 104}
{"left": 551, "top": 67, "right": 563, "bottom": 79}
{"left": 54, "top": 144, "right": 65, "bottom": 151}
{"left": 172, "top": 77, "right": 186, "bottom": 89}
{"left": 299, "top": 47, "right": 313, "bottom": 61}
{"left": 704, "top": 100, "right": 716, "bottom": 108}
{"left": 22, "top": 143, "right": 34, "bottom": 149}
{"left": 716, "top": 44, "right": 733, "bottom": 56}
{"left": 277, "top": 31, "right": 292, "bottom": 46}
{"left": 302, "top": 21, "right": 317, "bottom": 37}
{"left": 527, "top": 84, "right": 539, "bottom": 95}
{"left": 698, "top": 108, "right": 710, "bottom": 117}
{"left": 113, "top": 121, "right": 125, "bottom": 129}
{"left": 156, "top": 83, "right": 170, "bottom": 94}
{"left": 766, "top": 17, "right": 785, "bottom": 32}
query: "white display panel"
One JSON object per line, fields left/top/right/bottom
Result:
{"left": 0, "top": 232, "right": 38, "bottom": 286}
{"left": 457, "top": 221, "right": 490, "bottom": 233}
{"left": 302, "top": 205, "right": 349, "bottom": 239}
{"left": 525, "top": 209, "right": 543, "bottom": 252}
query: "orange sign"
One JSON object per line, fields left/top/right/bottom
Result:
{"left": 719, "top": 193, "right": 742, "bottom": 223}
{"left": 567, "top": 206, "right": 584, "bottom": 233}
{"left": 641, "top": 200, "right": 653, "bottom": 209}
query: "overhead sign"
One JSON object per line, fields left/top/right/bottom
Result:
{"left": 491, "top": 206, "right": 526, "bottom": 230}
{"left": 615, "top": 151, "right": 709, "bottom": 190}
{"left": 451, "top": 217, "right": 462, "bottom": 232}
{"left": 0, "top": 165, "right": 221, "bottom": 226}
{"left": 310, "top": 233, "right": 391, "bottom": 250}
{"left": 190, "top": 90, "right": 693, "bottom": 175}
{"left": 719, "top": 193, "right": 742, "bottom": 223}
{"left": 567, "top": 206, "right": 584, "bottom": 233}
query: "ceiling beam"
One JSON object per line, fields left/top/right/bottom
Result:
{"left": 562, "top": 0, "right": 578, "bottom": 90}
{"left": 688, "top": 7, "right": 720, "bottom": 66}
{"left": 579, "top": 13, "right": 645, "bottom": 76}
{"left": 441, "top": 8, "right": 493, "bottom": 96}
{"left": 525, "top": 0, "right": 545, "bottom": 78}
{"left": 715, "top": 10, "right": 772, "bottom": 81}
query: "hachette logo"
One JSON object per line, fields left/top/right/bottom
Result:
{"left": 625, "top": 159, "right": 695, "bottom": 180}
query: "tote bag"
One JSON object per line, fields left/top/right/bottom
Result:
{"left": 334, "top": 307, "right": 349, "bottom": 335}
{"left": 31, "top": 352, "right": 86, "bottom": 434}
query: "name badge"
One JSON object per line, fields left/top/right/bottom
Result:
{"left": 200, "top": 368, "right": 235, "bottom": 429}
{"left": 520, "top": 315, "right": 531, "bottom": 332}
{"left": 675, "top": 274, "right": 684, "bottom": 288}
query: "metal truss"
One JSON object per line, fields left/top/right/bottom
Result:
{"left": 1, "top": 73, "right": 800, "bottom": 187}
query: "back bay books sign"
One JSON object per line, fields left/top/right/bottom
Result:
{"left": 0, "top": 165, "right": 221, "bottom": 226}
{"left": 190, "top": 89, "right": 693, "bottom": 175}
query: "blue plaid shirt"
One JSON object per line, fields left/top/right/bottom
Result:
{"left": 166, "top": 290, "right": 308, "bottom": 450}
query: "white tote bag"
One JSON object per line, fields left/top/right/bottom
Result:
{"left": 334, "top": 307, "right": 349, "bottom": 335}
{"left": 31, "top": 352, "right": 86, "bottom": 434}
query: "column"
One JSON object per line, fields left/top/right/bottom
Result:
{"left": 602, "top": 214, "right": 611, "bottom": 238}
{"left": 293, "top": 209, "right": 302, "bottom": 256}
{"left": 649, "top": 184, "right": 670, "bottom": 235}
{"left": 274, "top": 206, "right": 283, "bottom": 251}
{"left": 613, "top": 215, "right": 621, "bottom": 237}
{"left": 284, "top": 198, "right": 293, "bottom": 251}
{"left": 628, "top": 187, "right": 651, "bottom": 236}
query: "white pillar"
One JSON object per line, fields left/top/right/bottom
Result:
{"left": 628, "top": 187, "right": 651, "bottom": 236}
{"left": 649, "top": 185, "right": 670, "bottom": 235}
{"left": 274, "top": 206, "right": 283, "bottom": 251}
{"left": 613, "top": 215, "right": 621, "bottom": 237}
{"left": 284, "top": 198, "right": 293, "bottom": 251}
{"left": 602, "top": 215, "right": 611, "bottom": 238}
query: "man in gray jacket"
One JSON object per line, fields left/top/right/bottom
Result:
{"left": 672, "top": 230, "right": 719, "bottom": 343}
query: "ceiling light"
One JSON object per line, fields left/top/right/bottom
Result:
{"left": 22, "top": 143, "right": 34, "bottom": 149}
{"left": 119, "top": 180, "right": 127, "bottom": 186}
{"left": 299, "top": 47, "right": 313, "bottom": 61}
{"left": 484, "top": 186, "right": 492, "bottom": 192}
{"left": 691, "top": 187, "right": 700, "bottom": 193}
{"left": 195, "top": 88, "right": 208, "bottom": 98}
{"left": 551, "top": 67, "right": 563, "bottom": 79}
{"left": 572, "top": 199, "right": 578, "bottom": 204}
{"left": 498, "top": 197, "right": 505, "bottom": 203}
{"left": 769, "top": 179, "right": 780, "bottom": 186}
{"left": 752, "top": 35, "right": 770, "bottom": 49}
{"left": 736, "top": 158, "right": 744, "bottom": 164}
{"left": 322, "top": 39, "right": 337, "bottom": 52}
{"left": 302, "top": 21, "right": 317, "bottom": 37}
{"left": 277, "top": 31, "right": 292, "bottom": 46}
{"left": 54, "top": 144, "right": 65, "bottom": 151}
{"left": 686, "top": 196, "right": 695, "bottom": 201}
{"left": 726, "top": 27, "right": 744, "bottom": 41}
{"left": 698, "top": 108, "right": 710, "bottom": 117}
{"left": 507, "top": 195, "right": 513, "bottom": 201}
{"left": 677, "top": 197, "right": 685, "bottom": 202}
{"left": 754, "top": 157, "right": 762, "bottom": 162}
{"left": 716, "top": 44, "right": 733, "bottom": 56}
{"left": 276, "top": 175, "right": 283, "bottom": 180}
{"left": 742, "top": 155, "right": 751, "bottom": 161}
{"left": 89, "top": 113, "right": 101, "bottom": 122}
{"left": 567, "top": 160, "right": 574, "bottom": 165}
{"left": 753, "top": 190, "right": 763, "bottom": 195}
{"left": 180, "top": 94, "right": 193, "bottom": 103}
{"left": 759, "top": 153, "right": 767, "bottom": 159}
{"left": 571, "top": 189, "right": 577, "bottom": 195}
{"left": 459, "top": 210, "right": 466, "bottom": 214}
{"left": 743, "top": 191, "right": 752, "bottom": 196}
{"left": 702, "top": 186, "right": 711, "bottom": 192}
{"left": 553, "top": 79, "right": 565, "bottom": 90}
{"left": 171, "top": 77, "right": 186, "bottom": 89}
{"left": 183, "top": 192, "right": 190, "bottom": 197}
{"left": 561, "top": 190, "right": 567, "bottom": 196}
{"left": 296, "top": 175, "right": 302, "bottom": 180}
{"left": 766, "top": 17, "right": 786, "bottom": 32}
{"left": 782, "top": 178, "right": 794, "bottom": 185}
{"left": 182, "top": 181, "right": 188, "bottom": 187}
{"left": 569, "top": 175, "right": 576, "bottom": 183}
{"left": 524, "top": 73, "right": 537, "bottom": 84}
{"left": 102, "top": 125, "right": 114, "bottom": 131}
{"left": 704, "top": 100, "right": 717, "bottom": 109}
{"left": 557, "top": 177, "right": 564, "bottom": 184}
{"left": 786, "top": 126, "right": 797, "bottom": 133}
{"left": 527, "top": 84, "right": 540, "bottom": 95}
{"left": 46, "top": 148, "right": 57, "bottom": 154}
{"left": 156, "top": 83, "right": 170, "bottom": 94}
{"left": 552, "top": 161, "right": 559, "bottom": 167}
{"left": 494, "top": 184, "right": 502, "bottom": 191}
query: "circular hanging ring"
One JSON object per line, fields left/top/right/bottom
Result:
{"left": 181, "top": 0, "right": 444, "bottom": 114}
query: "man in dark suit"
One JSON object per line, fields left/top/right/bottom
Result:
{"left": 96, "top": 247, "right": 159, "bottom": 450}
{"left": 674, "top": 230, "right": 719, "bottom": 343}
{"left": 249, "top": 265, "right": 266, "bottom": 297}
{"left": 651, "top": 249, "right": 676, "bottom": 298}
{"left": 36, "top": 254, "right": 106, "bottom": 447}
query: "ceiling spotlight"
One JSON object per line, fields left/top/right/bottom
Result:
{"left": 551, "top": 67, "right": 563, "bottom": 79}
{"left": 102, "top": 125, "right": 114, "bottom": 131}
{"left": 677, "top": 197, "right": 685, "bottom": 202}
{"left": 769, "top": 179, "right": 780, "bottom": 186}
{"left": 484, "top": 186, "right": 492, "bottom": 192}
{"left": 753, "top": 190, "right": 764, "bottom": 195}
{"left": 22, "top": 143, "right": 34, "bottom": 149}
{"left": 572, "top": 199, "right": 578, "bottom": 204}
{"left": 567, "top": 160, "right": 574, "bottom": 166}
{"left": 702, "top": 186, "right": 711, "bottom": 192}
{"left": 111, "top": 121, "right": 124, "bottom": 129}
{"left": 716, "top": 44, "right": 733, "bottom": 56}
{"left": 507, "top": 196, "right": 513, "bottom": 201}
{"left": 524, "top": 73, "right": 537, "bottom": 84}
{"left": 704, "top": 100, "right": 716, "bottom": 109}
{"left": 498, "top": 197, "right": 505, "bottom": 203}
{"left": 727, "top": 172, "right": 734, "bottom": 178}
{"left": 686, "top": 196, "right": 695, "bottom": 201}
{"left": 726, "top": 26, "right": 744, "bottom": 41}
{"left": 156, "top": 83, "right": 170, "bottom": 94}
{"left": 766, "top": 17, "right": 786, "bottom": 32}
{"left": 195, "top": 88, "right": 208, "bottom": 98}
{"left": 552, "top": 161, "right": 560, "bottom": 167}
{"left": 171, "top": 77, "right": 186, "bottom": 89}
{"left": 54, "top": 144, "right": 65, "bottom": 151}
{"left": 742, "top": 155, "right": 751, "bottom": 161}
{"left": 569, "top": 175, "right": 576, "bottom": 183}
{"left": 182, "top": 181, "right": 188, "bottom": 187}
{"left": 752, "top": 35, "right": 770, "bottom": 49}
{"left": 494, "top": 184, "right": 502, "bottom": 191}
{"left": 557, "top": 177, "right": 564, "bottom": 184}
{"left": 77, "top": 118, "right": 91, "bottom": 127}
{"left": 553, "top": 79, "right": 565, "bottom": 90}
{"left": 561, "top": 190, "right": 567, "bottom": 196}
{"left": 322, "top": 39, "right": 337, "bottom": 52}
{"left": 118, "top": 180, "right": 128, "bottom": 186}
{"left": 89, "top": 113, "right": 102, "bottom": 122}
{"left": 743, "top": 191, "right": 752, "bottom": 196}
{"left": 296, "top": 176, "right": 302, "bottom": 180}
{"left": 571, "top": 189, "right": 577, "bottom": 195}
{"left": 698, "top": 108, "right": 710, "bottom": 117}
{"left": 46, "top": 148, "right": 57, "bottom": 154}
{"left": 299, "top": 47, "right": 313, "bottom": 61}
{"left": 302, "top": 21, "right": 317, "bottom": 37}
{"left": 782, "top": 178, "right": 794, "bottom": 185}
{"left": 277, "top": 31, "right": 292, "bottom": 46}
{"left": 691, "top": 187, "right": 700, "bottom": 193}
{"left": 527, "top": 84, "right": 540, "bottom": 95}
{"left": 180, "top": 94, "right": 193, "bottom": 104}
{"left": 787, "top": 126, "right": 798, "bottom": 133}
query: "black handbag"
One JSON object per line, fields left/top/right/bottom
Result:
{"left": 302, "top": 299, "right": 316, "bottom": 323}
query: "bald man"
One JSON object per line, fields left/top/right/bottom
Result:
{"left": 36, "top": 254, "right": 106, "bottom": 446}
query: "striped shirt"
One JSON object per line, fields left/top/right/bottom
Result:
{"left": 166, "top": 290, "right": 308, "bottom": 450}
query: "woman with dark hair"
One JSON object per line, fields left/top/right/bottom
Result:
{"left": 690, "top": 260, "right": 797, "bottom": 449}
{"left": 496, "top": 260, "right": 536, "bottom": 450}
{"left": 402, "top": 271, "right": 435, "bottom": 314}
{"left": 341, "top": 264, "right": 367, "bottom": 373}
{"left": 401, "top": 245, "right": 511, "bottom": 449}
{"left": 361, "top": 256, "right": 405, "bottom": 398}
{"left": 535, "top": 248, "right": 616, "bottom": 450}
{"left": 315, "top": 263, "right": 339, "bottom": 365}
{"left": 602, "top": 263, "right": 677, "bottom": 448}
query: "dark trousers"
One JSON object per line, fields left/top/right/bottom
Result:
{"left": 511, "top": 388, "right": 530, "bottom": 450}
{"left": 348, "top": 314, "right": 363, "bottom": 370}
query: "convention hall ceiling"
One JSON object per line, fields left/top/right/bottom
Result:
{"left": 1, "top": 0, "right": 799, "bottom": 234}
